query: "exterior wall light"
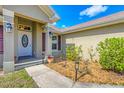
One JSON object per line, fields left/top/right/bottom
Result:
{"left": 5, "top": 22, "right": 13, "bottom": 32}
{"left": 75, "top": 60, "right": 79, "bottom": 81}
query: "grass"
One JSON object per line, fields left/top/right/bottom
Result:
{"left": 0, "top": 69, "right": 38, "bottom": 88}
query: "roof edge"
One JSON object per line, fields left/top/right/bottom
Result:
{"left": 62, "top": 18, "right": 124, "bottom": 34}
{"left": 39, "top": 5, "right": 60, "bottom": 23}
{"left": 51, "top": 11, "right": 124, "bottom": 34}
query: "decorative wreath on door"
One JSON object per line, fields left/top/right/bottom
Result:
{"left": 22, "top": 34, "right": 28, "bottom": 48}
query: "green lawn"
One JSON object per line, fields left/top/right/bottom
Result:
{"left": 0, "top": 69, "right": 38, "bottom": 88}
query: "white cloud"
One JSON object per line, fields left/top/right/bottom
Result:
{"left": 61, "top": 25, "right": 66, "bottom": 28}
{"left": 52, "top": 22, "right": 57, "bottom": 25}
{"left": 80, "top": 5, "right": 108, "bottom": 17}
{"left": 79, "top": 17, "right": 83, "bottom": 20}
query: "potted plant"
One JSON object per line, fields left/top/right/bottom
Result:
{"left": 47, "top": 55, "right": 54, "bottom": 63}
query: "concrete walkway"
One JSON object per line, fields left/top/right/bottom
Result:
{"left": 25, "top": 65, "right": 124, "bottom": 88}
{"left": 0, "top": 68, "right": 4, "bottom": 76}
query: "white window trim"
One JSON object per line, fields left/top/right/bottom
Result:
{"left": 52, "top": 35, "right": 58, "bottom": 51}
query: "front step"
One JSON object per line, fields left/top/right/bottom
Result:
{"left": 15, "top": 59, "right": 44, "bottom": 70}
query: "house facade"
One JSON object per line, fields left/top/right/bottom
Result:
{"left": 61, "top": 11, "right": 124, "bottom": 60}
{"left": 0, "top": 5, "right": 124, "bottom": 73}
{"left": 50, "top": 11, "right": 124, "bottom": 60}
{"left": 0, "top": 5, "right": 60, "bottom": 73}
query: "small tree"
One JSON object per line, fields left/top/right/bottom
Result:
{"left": 66, "top": 45, "right": 83, "bottom": 61}
{"left": 97, "top": 37, "right": 124, "bottom": 73}
{"left": 88, "top": 46, "right": 96, "bottom": 62}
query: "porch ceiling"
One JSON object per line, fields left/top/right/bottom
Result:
{"left": 15, "top": 12, "right": 47, "bottom": 25}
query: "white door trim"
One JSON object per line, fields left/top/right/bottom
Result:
{"left": 18, "top": 31, "right": 32, "bottom": 57}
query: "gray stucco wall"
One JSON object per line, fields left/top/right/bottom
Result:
{"left": 52, "top": 51, "right": 62, "bottom": 57}
{"left": 62, "top": 23, "right": 124, "bottom": 60}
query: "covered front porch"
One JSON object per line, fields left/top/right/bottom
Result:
{"left": 3, "top": 13, "right": 49, "bottom": 72}
{"left": 14, "top": 16, "right": 46, "bottom": 64}
{"left": 2, "top": 5, "right": 59, "bottom": 73}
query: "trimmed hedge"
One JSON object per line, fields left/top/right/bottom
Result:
{"left": 97, "top": 37, "right": 124, "bottom": 73}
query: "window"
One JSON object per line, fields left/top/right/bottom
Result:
{"left": 52, "top": 43, "right": 57, "bottom": 50}
{"left": 52, "top": 36, "right": 57, "bottom": 40}
{"left": 17, "top": 24, "right": 32, "bottom": 31}
{"left": 52, "top": 35, "right": 58, "bottom": 50}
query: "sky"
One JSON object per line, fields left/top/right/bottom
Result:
{"left": 51, "top": 5, "right": 124, "bottom": 28}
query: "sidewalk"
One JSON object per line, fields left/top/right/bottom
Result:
{"left": 25, "top": 64, "right": 124, "bottom": 88}
{"left": 0, "top": 68, "right": 4, "bottom": 76}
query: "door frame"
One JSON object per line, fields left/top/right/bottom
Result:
{"left": 0, "top": 25, "right": 3, "bottom": 54}
{"left": 18, "top": 31, "right": 33, "bottom": 59}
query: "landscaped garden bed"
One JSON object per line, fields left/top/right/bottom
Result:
{"left": 47, "top": 37, "right": 124, "bottom": 86}
{"left": 46, "top": 60, "right": 124, "bottom": 85}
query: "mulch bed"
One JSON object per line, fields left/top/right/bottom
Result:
{"left": 46, "top": 59, "right": 124, "bottom": 85}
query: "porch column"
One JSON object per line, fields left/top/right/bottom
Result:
{"left": 45, "top": 24, "right": 52, "bottom": 57}
{"left": 35, "top": 23, "right": 42, "bottom": 59}
{"left": 3, "top": 9, "right": 15, "bottom": 73}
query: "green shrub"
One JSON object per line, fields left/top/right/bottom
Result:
{"left": 66, "top": 45, "right": 83, "bottom": 61}
{"left": 97, "top": 37, "right": 124, "bottom": 73}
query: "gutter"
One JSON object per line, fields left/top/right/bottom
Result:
{"left": 62, "top": 18, "right": 124, "bottom": 34}
{"left": 39, "top": 5, "right": 60, "bottom": 23}
{"left": 50, "top": 18, "right": 124, "bottom": 35}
